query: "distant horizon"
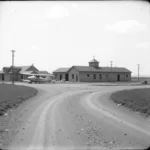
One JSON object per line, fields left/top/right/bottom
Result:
{"left": 0, "top": 1, "right": 150, "bottom": 76}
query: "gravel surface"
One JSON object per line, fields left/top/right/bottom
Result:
{"left": 0, "top": 83, "right": 150, "bottom": 150}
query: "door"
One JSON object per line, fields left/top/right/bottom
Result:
{"left": 21, "top": 74, "right": 23, "bottom": 79}
{"left": 117, "top": 74, "right": 120, "bottom": 81}
{"left": 76, "top": 75, "right": 78, "bottom": 81}
{"left": 65, "top": 74, "right": 68, "bottom": 81}
{"left": 2, "top": 74, "right": 4, "bottom": 81}
{"left": 60, "top": 75, "right": 62, "bottom": 80}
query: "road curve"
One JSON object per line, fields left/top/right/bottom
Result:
{"left": 4, "top": 83, "right": 150, "bottom": 150}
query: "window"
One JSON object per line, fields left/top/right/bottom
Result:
{"left": 21, "top": 74, "right": 23, "bottom": 79}
{"left": 93, "top": 74, "right": 96, "bottom": 79}
{"left": 126, "top": 74, "right": 128, "bottom": 78}
{"left": 87, "top": 74, "right": 90, "bottom": 77}
{"left": 106, "top": 74, "right": 108, "bottom": 79}
{"left": 72, "top": 74, "right": 74, "bottom": 79}
{"left": 99, "top": 74, "right": 102, "bottom": 79}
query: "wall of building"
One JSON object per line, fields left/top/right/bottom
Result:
{"left": 79, "top": 72, "right": 131, "bottom": 82}
{"left": 89, "top": 62, "right": 99, "bottom": 68}
{"left": 68, "top": 67, "right": 80, "bottom": 82}
{"left": 79, "top": 72, "right": 109, "bottom": 82}
{"left": 53, "top": 69, "right": 131, "bottom": 82}
{"left": 4, "top": 74, "right": 11, "bottom": 81}
{"left": 108, "top": 73, "right": 131, "bottom": 82}
{"left": 54, "top": 73, "right": 66, "bottom": 81}
{"left": 0, "top": 74, "right": 2, "bottom": 81}
{"left": 15, "top": 74, "right": 21, "bottom": 81}
{"left": 122, "top": 73, "right": 131, "bottom": 81}
{"left": 108, "top": 73, "right": 117, "bottom": 82}
{"left": 3, "top": 73, "right": 22, "bottom": 81}
{"left": 22, "top": 74, "right": 30, "bottom": 80}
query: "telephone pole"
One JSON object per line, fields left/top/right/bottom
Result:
{"left": 11, "top": 50, "right": 15, "bottom": 85}
{"left": 110, "top": 61, "right": 113, "bottom": 82}
{"left": 137, "top": 64, "right": 140, "bottom": 82}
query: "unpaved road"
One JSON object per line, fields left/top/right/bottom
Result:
{"left": 0, "top": 83, "right": 150, "bottom": 150}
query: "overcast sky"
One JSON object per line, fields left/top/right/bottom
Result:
{"left": 0, "top": 1, "right": 150, "bottom": 76}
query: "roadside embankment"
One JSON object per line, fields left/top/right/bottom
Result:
{"left": 0, "top": 83, "right": 38, "bottom": 149}
{"left": 0, "top": 83, "right": 38, "bottom": 116}
{"left": 111, "top": 88, "right": 150, "bottom": 117}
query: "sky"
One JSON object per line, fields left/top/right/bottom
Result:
{"left": 0, "top": 1, "right": 150, "bottom": 76}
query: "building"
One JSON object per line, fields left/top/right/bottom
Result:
{"left": 53, "top": 58, "right": 132, "bottom": 82}
{"left": 53, "top": 68, "right": 70, "bottom": 81}
{"left": 0, "top": 64, "right": 50, "bottom": 81}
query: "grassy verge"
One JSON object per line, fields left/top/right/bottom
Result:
{"left": 132, "top": 77, "right": 150, "bottom": 83}
{"left": 0, "top": 83, "right": 38, "bottom": 116}
{"left": 111, "top": 88, "right": 150, "bottom": 117}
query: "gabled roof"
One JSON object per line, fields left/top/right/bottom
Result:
{"left": 18, "top": 66, "right": 31, "bottom": 73}
{"left": 100, "top": 67, "right": 131, "bottom": 73}
{"left": 73, "top": 66, "right": 97, "bottom": 72}
{"left": 3, "top": 65, "right": 39, "bottom": 74}
{"left": 89, "top": 58, "right": 99, "bottom": 63}
{"left": 53, "top": 68, "right": 70, "bottom": 73}
{"left": 20, "top": 71, "right": 38, "bottom": 75}
{"left": 8, "top": 66, "right": 22, "bottom": 73}
{"left": 38, "top": 71, "right": 50, "bottom": 74}
{"left": 73, "top": 66, "right": 131, "bottom": 73}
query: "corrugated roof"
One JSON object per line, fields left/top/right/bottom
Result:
{"left": 73, "top": 66, "right": 131, "bottom": 73}
{"left": 53, "top": 68, "right": 70, "bottom": 73}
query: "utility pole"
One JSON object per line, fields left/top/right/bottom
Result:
{"left": 110, "top": 61, "right": 113, "bottom": 82}
{"left": 137, "top": 64, "right": 140, "bottom": 82}
{"left": 11, "top": 50, "right": 15, "bottom": 85}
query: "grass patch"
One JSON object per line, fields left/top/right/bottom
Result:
{"left": 132, "top": 77, "right": 150, "bottom": 83}
{"left": 0, "top": 83, "right": 38, "bottom": 116}
{"left": 111, "top": 88, "right": 150, "bottom": 117}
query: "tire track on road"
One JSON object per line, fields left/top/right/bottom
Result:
{"left": 27, "top": 89, "right": 91, "bottom": 150}
{"left": 27, "top": 92, "right": 74, "bottom": 150}
{"left": 84, "top": 90, "right": 150, "bottom": 137}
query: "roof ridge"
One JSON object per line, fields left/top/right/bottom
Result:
{"left": 15, "top": 65, "right": 31, "bottom": 67}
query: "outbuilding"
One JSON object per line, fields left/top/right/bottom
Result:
{"left": 0, "top": 65, "right": 51, "bottom": 82}
{"left": 53, "top": 68, "right": 70, "bottom": 81}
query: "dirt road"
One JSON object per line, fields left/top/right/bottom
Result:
{"left": 1, "top": 83, "right": 150, "bottom": 150}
